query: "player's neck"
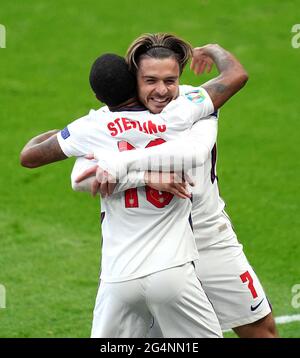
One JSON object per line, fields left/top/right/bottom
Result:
{"left": 109, "top": 98, "right": 145, "bottom": 112}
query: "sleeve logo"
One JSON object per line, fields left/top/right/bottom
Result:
{"left": 61, "top": 127, "right": 70, "bottom": 139}
{"left": 185, "top": 89, "right": 206, "bottom": 104}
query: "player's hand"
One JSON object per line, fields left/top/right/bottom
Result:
{"left": 75, "top": 164, "right": 98, "bottom": 184}
{"left": 144, "top": 171, "right": 194, "bottom": 199}
{"left": 94, "top": 166, "right": 117, "bottom": 198}
{"left": 190, "top": 45, "right": 216, "bottom": 75}
{"left": 75, "top": 164, "right": 117, "bottom": 197}
{"left": 74, "top": 164, "right": 100, "bottom": 196}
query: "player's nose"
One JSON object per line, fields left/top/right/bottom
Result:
{"left": 154, "top": 82, "right": 168, "bottom": 96}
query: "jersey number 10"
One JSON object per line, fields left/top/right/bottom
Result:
{"left": 118, "top": 139, "right": 174, "bottom": 209}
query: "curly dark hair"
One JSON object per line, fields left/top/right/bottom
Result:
{"left": 89, "top": 53, "right": 136, "bottom": 107}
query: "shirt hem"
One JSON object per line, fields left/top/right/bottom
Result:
{"left": 100, "top": 257, "right": 199, "bottom": 283}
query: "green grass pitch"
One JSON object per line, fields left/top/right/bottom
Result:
{"left": 0, "top": 0, "right": 299, "bottom": 337}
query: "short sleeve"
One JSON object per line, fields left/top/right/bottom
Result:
{"left": 57, "top": 114, "right": 92, "bottom": 157}
{"left": 162, "top": 86, "right": 214, "bottom": 127}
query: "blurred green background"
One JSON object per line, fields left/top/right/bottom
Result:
{"left": 0, "top": 0, "right": 299, "bottom": 337}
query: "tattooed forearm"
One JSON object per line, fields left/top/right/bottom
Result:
{"left": 200, "top": 44, "right": 248, "bottom": 109}
{"left": 20, "top": 130, "right": 67, "bottom": 168}
{"left": 204, "top": 46, "right": 234, "bottom": 72}
{"left": 204, "top": 79, "right": 228, "bottom": 94}
{"left": 33, "top": 135, "right": 67, "bottom": 165}
{"left": 22, "top": 130, "right": 60, "bottom": 151}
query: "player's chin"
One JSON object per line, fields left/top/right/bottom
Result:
{"left": 148, "top": 100, "right": 171, "bottom": 114}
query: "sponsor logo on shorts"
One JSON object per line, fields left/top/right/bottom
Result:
{"left": 251, "top": 298, "right": 265, "bottom": 311}
{"left": 185, "top": 90, "right": 206, "bottom": 104}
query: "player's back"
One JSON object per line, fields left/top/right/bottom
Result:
{"left": 58, "top": 104, "right": 199, "bottom": 283}
{"left": 95, "top": 107, "right": 199, "bottom": 283}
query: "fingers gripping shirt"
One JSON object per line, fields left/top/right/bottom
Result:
{"left": 71, "top": 156, "right": 146, "bottom": 194}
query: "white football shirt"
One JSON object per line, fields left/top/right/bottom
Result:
{"left": 57, "top": 88, "right": 214, "bottom": 282}
{"left": 179, "top": 86, "right": 235, "bottom": 249}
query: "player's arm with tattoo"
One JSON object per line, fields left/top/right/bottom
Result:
{"left": 20, "top": 130, "right": 67, "bottom": 168}
{"left": 191, "top": 44, "right": 249, "bottom": 109}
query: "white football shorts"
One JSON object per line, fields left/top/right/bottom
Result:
{"left": 91, "top": 262, "right": 222, "bottom": 338}
{"left": 194, "top": 233, "right": 272, "bottom": 330}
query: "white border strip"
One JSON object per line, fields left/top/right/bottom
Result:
{"left": 223, "top": 314, "right": 300, "bottom": 333}
{"left": 275, "top": 314, "right": 300, "bottom": 325}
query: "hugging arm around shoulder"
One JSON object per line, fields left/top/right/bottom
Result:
{"left": 110, "top": 115, "right": 218, "bottom": 174}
